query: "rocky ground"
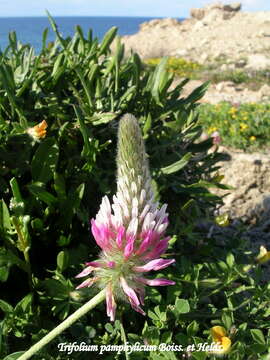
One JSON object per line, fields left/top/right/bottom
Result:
{"left": 120, "top": 2, "right": 270, "bottom": 104}
{"left": 120, "top": 3, "right": 270, "bottom": 255}
{"left": 122, "top": 2, "right": 270, "bottom": 69}
{"left": 181, "top": 80, "right": 270, "bottom": 104}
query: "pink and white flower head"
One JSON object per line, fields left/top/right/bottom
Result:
{"left": 76, "top": 114, "right": 175, "bottom": 321}
{"left": 211, "top": 131, "right": 221, "bottom": 145}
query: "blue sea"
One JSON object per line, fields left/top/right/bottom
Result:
{"left": 0, "top": 16, "right": 167, "bottom": 52}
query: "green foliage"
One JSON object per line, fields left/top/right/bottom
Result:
{"left": 199, "top": 102, "right": 270, "bottom": 150}
{"left": 145, "top": 57, "right": 202, "bottom": 79}
{"left": 206, "top": 68, "right": 270, "bottom": 87}
{"left": 0, "top": 19, "right": 268, "bottom": 360}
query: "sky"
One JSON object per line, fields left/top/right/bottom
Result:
{"left": 0, "top": 0, "right": 268, "bottom": 17}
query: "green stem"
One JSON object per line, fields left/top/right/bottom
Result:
{"left": 12, "top": 217, "right": 32, "bottom": 290}
{"left": 120, "top": 319, "right": 130, "bottom": 360}
{"left": 17, "top": 289, "right": 106, "bottom": 360}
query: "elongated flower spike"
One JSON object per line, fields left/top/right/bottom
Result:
{"left": 76, "top": 114, "right": 175, "bottom": 320}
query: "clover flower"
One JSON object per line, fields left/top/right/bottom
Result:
{"left": 27, "top": 120, "right": 47, "bottom": 140}
{"left": 76, "top": 114, "right": 175, "bottom": 320}
{"left": 210, "top": 326, "right": 231, "bottom": 355}
{"left": 211, "top": 131, "right": 221, "bottom": 145}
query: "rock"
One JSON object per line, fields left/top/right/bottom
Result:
{"left": 235, "top": 59, "right": 247, "bottom": 68}
{"left": 193, "top": 21, "right": 206, "bottom": 30}
{"left": 190, "top": 3, "right": 240, "bottom": 21}
{"left": 200, "top": 53, "right": 209, "bottom": 63}
{"left": 190, "top": 8, "right": 205, "bottom": 20}
{"left": 247, "top": 54, "right": 270, "bottom": 70}
{"left": 259, "top": 84, "right": 270, "bottom": 97}
{"left": 220, "top": 64, "right": 228, "bottom": 71}
{"left": 120, "top": 2, "right": 270, "bottom": 73}
{"left": 203, "top": 9, "right": 224, "bottom": 23}
{"left": 206, "top": 2, "right": 224, "bottom": 11}
{"left": 223, "top": 3, "right": 241, "bottom": 12}
{"left": 139, "top": 18, "right": 180, "bottom": 31}
{"left": 175, "top": 49, "right": 188, "bottom": 57}
{"left": 227, "top": 63, "right": 236, "bottom": 70}
{"left": 216, "top": 82, "right": 225, "bottom": 91}
{"left": 213, "top": 151, "right": 270, "bottom": 222}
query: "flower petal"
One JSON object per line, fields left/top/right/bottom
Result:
{"left": 84, "top": 261, "right": 104, "bottom": 268}
{"left": 124, "top": 235, "right": 136, "bottom": 259}
{"left": 75, "top": 266, "right": 94, "bottom": 278}
{"left": 136, "top": 277, "right": 175, "bottom": 286}
{"left": 134, "top": 258, "right": 175, "bottom": 272}
{"left": 91, "top": 220, "right": 113, "bottom": 251}
{"left": 76, "top": 277, "right": 97, "bottom": 289}
{"left": 116, "top": 226, "right": 125, "bottom": 248}
{"left": 210, "top": 326, "right": 227, "bottom": 342}
{"left": 136, "top": 231, "right": 152, "bottom": 256}
{"left": 220, "top": 337, "right": 231, "bottom": 354}
{"left": 120, "top": 277, "right": 140, "bottom": 307}
{"left": 143, "top": 237, "right": 170, "bottom": 260}
{"left": 106, "top": 283, "right": 116, "bottom": 322}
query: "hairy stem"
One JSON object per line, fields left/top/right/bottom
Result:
{"left": 17, "top": 289, "right": 106, "bottom": 360}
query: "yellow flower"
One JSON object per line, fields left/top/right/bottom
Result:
{"left": 207, "top": 126, "right": 217, "bottom": 134}
{"left": 249, "top": 136, "right": 256, "bottom": 142}
{"left": 229, "top": 107, "right": 237, "bottom": 114}
{"left": 215, "top": 213, "right": 229, "bottom": 227}
{"left": 27, "top": 120, "right": 48, "bottom": 140}
{"left": 256, "top": 246, "right": 270, "bottom": 264}
{"left": 240, "top": 123, "right": 248, "bottom": 131}
{"left": 210, "top": 326, "right": 231, "bottom": 355}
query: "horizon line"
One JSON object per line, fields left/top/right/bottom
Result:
{"left": 0, "top": 15, "right": 184, "bottom": 18}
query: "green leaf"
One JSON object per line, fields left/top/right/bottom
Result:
{"left": 105, "top": 323, "right": 114, "bottom": 333}
{"left": 0, "top": 248, "right": 28, "bottom": 274}
{"left": 143, "top": 326, "right": 160, "bottom": 346}
{"left": 31, "top": 138, "right": 59, "bottom": 184}
{"left": 91, "top": 112, "right": 117, "bottom": 126}
{"left": 250, "top": 329, "right": 265, "bottom": 344}
{"left": 3, "top": 352, "right": 26, "bottom": 360}
{"left": 222, "top": 312, "right": 232, "bottom": 330}
{"left": 42, "top": 278, "right": 70, "bottom": 298}
{"left": 0, "top": 299, "right": 13, "bottom": 313}
{"left": 143, "top": 114, "right": 152, "bottom": 137}
{"left": 161, "top": 153, "right": 192, "bottom": 174}
{"left": 184, "top": 81, "right": 210, "bottom": 103}
{"left": 151, "top": 57, "right": 168, "bottom": 106}
{"left": 187, "top": 320, "right": 199, "bottom": 337}
{"left": 14, "top": 294, "right": 33, "bottom": 314}
{"left": 57, "top": 250, "right": 69, "bottom": 272}
{"left": 249, "top": 343, "right": 268, "bottom": 353}
{"left": 51, "top": 53, "right": 66, "bottom": 82}
{"left": 0, "top": 266, "right": 9, "bottom": 282}
{"left": 0, "top": 200, "right": 11, "bottom": 230}
{"left": 42, "top": 28, "right": 49, "bottom": 52}
{"left": 10, "top": 178, "right": 23, "bottom": 204}
{"left": 160, "top": 331, "right": 172, "bottom": 343}
{"left": 74, "top": 105, "right": 92, "bottom": 156}
{"left": 148, "top": 310, "right": 160, "bottom": 321}
{"left": 28, "top": 183, "right": 57, "bottom": 205}
{"left": 191, "top": 352, "right": 207, "bottom": 360}
{"left": 54, "top": 173, "right": 66, "bottom": 202}
{"left": 226, "top": 253, "right": 235, "bottom": 268}
{"left": 99, "top": 26, "right": 117, "bottom": 55}
{"left": 175, "top": 299, "right": 190, "bottom": 314}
